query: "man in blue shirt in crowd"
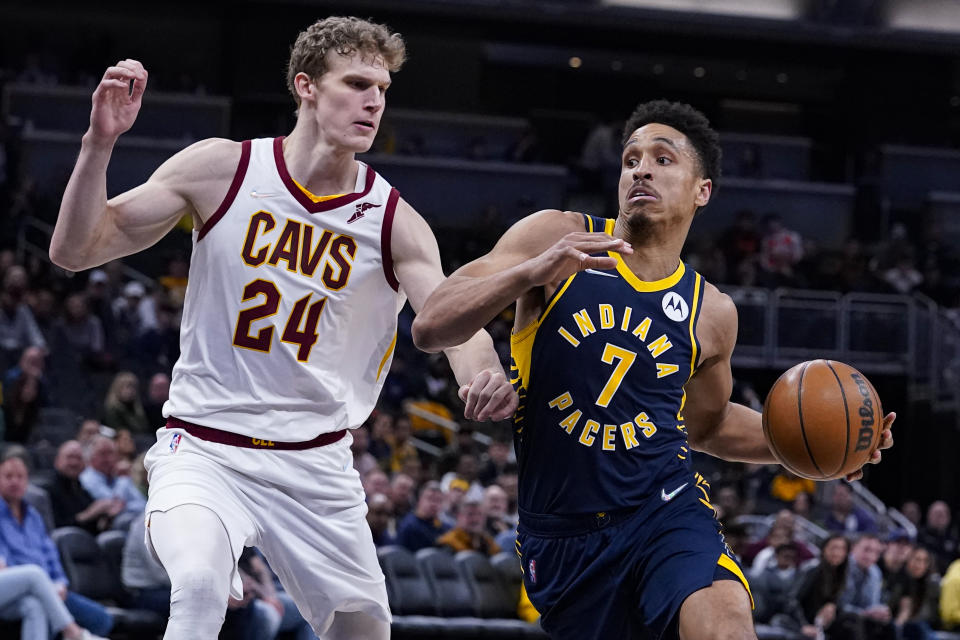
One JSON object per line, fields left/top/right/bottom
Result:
{"left": 0, "top": 451, "right": 113, "bottom": 636}
{"left": 79, "top": 435, "right": 145, "bottom": 515}
{"left": 396, "top": 481, "right": 450, "bottom": 552}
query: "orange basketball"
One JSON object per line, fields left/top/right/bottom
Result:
{"left": 761, "top": 359, "right": 884, "bottom": 481}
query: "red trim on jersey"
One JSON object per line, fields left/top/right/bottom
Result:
{"left": 272, "top": 136, "right": 375, "bottom": 213}
{"left": 381, "top": 188, "right": 401, "bottom": 292}
{"left": 198, "top": 139, "right": 251, "bottom": 242}
{"left": 166, "top": 417, "right": 346, "bottom": 450}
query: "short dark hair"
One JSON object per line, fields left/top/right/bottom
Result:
{"left": 622, "top": 100, "right": 721, "bottom": 186}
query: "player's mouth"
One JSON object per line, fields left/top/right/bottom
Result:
{"left": 627, "top": 184, "right": 659, "bottom": 203}
{"left": 353, "top": 120, "right": 375, "bottom": 132}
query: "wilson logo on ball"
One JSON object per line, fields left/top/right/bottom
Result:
{"left": 850, "top": 373, "right": 876, "bottom": 452}
{"left": 661, "top": 292, "right": 689, "bottom": 322}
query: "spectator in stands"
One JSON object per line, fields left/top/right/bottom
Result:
{"left": 888, "top": 546, "right": 940, "bottom": 640}
{"left": 792, "top": 492, "right": 814, "bottom": 522}
{"left": 236, "top": 548, "right": 283, "bottom": 640}
{"left": 134, "top": 301, "right": 180, "bottom": 375}
{"left": 2, "top": 346, "right": 47, "bottom": 443}
{"left": 942, "top": 559, "right": 960, "bottom": 631}
{"left": 919, "top": 500, "right": 959, "bottom": 575}
{"left": 441, "top": 453, "right": 484, "bottom": 503}
{"left": 28, "top": 289, "right": 57, "bottom": 348}
{"left": 879, "top": 531, "right": 913, "bottom": 580}
{"left": 482, "top": 484, "right": 511, "bottom": 536}
{"left": 52, "top": 293, "right": 106, "bottom": 370}
{"left": 366, "top": 493, "right": 396, "bottom": 547}
{"left": 724, "top": 522, "right": 750, "bottom": 562}
{"left": 350, "top": 425, "right": 379, "bottom": 477}
{"left": 396, "top": 481, "right": 449, "bottom": 552}
{"left": 441, "top": 478, "right": 468, "bottom": 528}
{"left": 0, "top": 452, "right": 113, "bottom": 636}
{"left": 111, "top": 280, "right": 153, "bottom": 347}
{"left": 823, "top": 482, "right": 878, "bottom": 534}
{"left": 0, "top": 563, "right": 108, "bottom": 640}
{"left": 78, "top": 435, "right": 146, "bottom": 515}
{"left": 84, "top": 270, "right": 116, "bottom": 347}
{"left": 388, "top": 415, "right": 418, "bottom": 474}
{"left": 367, "top": 411, "right": 393, "bottom": 466}
{"left": 753, "top": 544, "right": 800, "bottom": 624}
{"left": 839, "top": 534, "right": 895, "bottom": 640}
{"left": 388, "top": 473, "right": 415, "bottom": 520}
{"left": 142, "top": 372, "right": 170, "bottom": 430}
{"left": 436, "top": 499, "right": 501, "bottom": 556}
{"left": 784, "top": 534, "right": 850, "bottom": 639}
{"left": 495, "top": 465, "right": 520, "bottom": 527}
{"left": 438, "top": 424, "right": 479, "bottom": 477}
{"left": 478, "top": 438, "right": 511, "bottom": 485}
{"left": 901, "top": 501, "right": 923, "bottom": 529}
{"left": 158, "top": 255, "right": 189, "bottom": 309}
{"left": 0, "top": 265, "right": 46, "bottom": 372}
{"left": 714, "top": 483, "right": 744, "bottom": 523}
{"left": 744, "top": 511, "right": 816, "bottom": 572}
{"left": 882, "top": 253, "right": 924, "bottom": 295}
{"left": 578, "top": 116, "right": 621, "bottom": 194}
{"left": 48, "top": 440, "right": 121, "bottom": 534}
{"left": 758, "top": 214, "right": 805, "bottom": 288}
{"left": 769, "top": 468, "right": 815, "bottom": 509}
{"left": 114, "top": 429, "right": 137, "bottom": 463}
{"left": 101, "top": 371, "right": 149, "bottom": 433}
{"left": 74, "top": 419, "right": 101, "bottom": 449}
{"left": 361, "top": 468, "right": 390, "bottom": 500}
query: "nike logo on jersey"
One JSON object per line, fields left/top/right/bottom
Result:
{"left": 661, "top": 482, "right": 688, "bottom": 501}
{"left": 584, "top": 269, "right": 617, "bottom": 278}
{"left": 250, "top": 190, "right": 279, "bottom": 198}
{"left": 348, "top": 202, "right": 381, "bottom": 224}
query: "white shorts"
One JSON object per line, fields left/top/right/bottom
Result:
{"left": 143, "top": 426, "right": 390, "bottom": 631}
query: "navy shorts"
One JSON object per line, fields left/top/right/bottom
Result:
{"left": 516, "top": 473, "right": 752, "bottom": 640}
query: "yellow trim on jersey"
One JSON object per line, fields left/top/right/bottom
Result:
{"left": 291, "top": 177, "right": 346, "bottom": 203}
{"left": 718, "top": 553, "right": 754, "bottom": 609}
{"left": 540, "top": 274, "right": 576, "bottom": 323}
{"left": 376, "top": 332, "right": 398, "bottom": 380}
{"left": 587, "top": 215, "right": 596, "bottom": 232}
{"left": 604, "top": 217, "right": 614, "bottom": 234}
{"left": 510, "top": 271, "right": 579, "bottom": 391}
{"left": 688, "top": 273, "right": 702, "bottom": 377}
{"left": 606, "top": 217, "right": 685, "bottom": 293}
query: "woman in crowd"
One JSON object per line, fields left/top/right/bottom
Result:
{"left": 888, "top": 546, "right": 940, "bottom": 640}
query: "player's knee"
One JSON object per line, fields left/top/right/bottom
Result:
{"left": 170, "top": 565, "right": 230, "bottom": 614}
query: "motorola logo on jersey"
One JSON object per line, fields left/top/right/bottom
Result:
{"left": 661, "top": 292, "right": 689, "bottom": 322}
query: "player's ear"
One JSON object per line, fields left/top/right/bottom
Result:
{"left": 294, "top": 72, "right": 317, "bottom": 105}
{"left": 694, "top": 178, "right": 712, "bottom": 208}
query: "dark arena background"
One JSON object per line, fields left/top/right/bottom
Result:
{"left": 0, "top": 0, "right": 959, "bottom": 638}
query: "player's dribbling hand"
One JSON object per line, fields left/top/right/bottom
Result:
{"left": 524, "top": 231, "right": 632, "bottom": 287}
{"left": 88, "top": 59, "right": 148, "bottom": 144}
{"left": 459, "top": 369, "right": 519, "bottom": 422}
{"left": 844, "top": 411, "right": 895, "bottom": 482}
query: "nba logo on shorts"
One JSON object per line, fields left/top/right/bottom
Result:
{"left": 169, "top": 433, "right": 182, "bottom": 453}
{"left": 529, "top": 559, "right": 537, "bottom": 584}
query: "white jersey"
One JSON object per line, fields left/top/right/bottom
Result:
{"left": 164, "top": 136, "right": 405, "bottom": 440}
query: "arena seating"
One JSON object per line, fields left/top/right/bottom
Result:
{"left": 51, "top": 527, "right": 165, "bottom": 637}
{"left": 378, "top": 545, "right": 548, "bottom": 639}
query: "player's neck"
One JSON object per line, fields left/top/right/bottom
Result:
{"left": 613, "top": 214, "right": 689, "bottom": 281}
{"left": 283, "top": 124, "right": 360, "bottom": 196}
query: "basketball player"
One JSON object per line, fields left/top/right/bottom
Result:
{"left": 412, "top": 100, "right": 895, "bottom": 639}
{"left": 50, "top": 17, "right": 517, "bottom": 640}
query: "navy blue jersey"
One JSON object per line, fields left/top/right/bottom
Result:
{"left": 511, "top": 214, "right": 706, "bottom": 515}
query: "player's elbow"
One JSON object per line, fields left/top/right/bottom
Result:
{"left": 49, "top": 243, "right": 84, "bottom": 272}
{"left": 411, "top": 314, "right": 447, "bottom": 353}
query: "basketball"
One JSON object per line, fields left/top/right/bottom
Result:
{"left": 762, "top": 360, "right": 884, "bottom": 480}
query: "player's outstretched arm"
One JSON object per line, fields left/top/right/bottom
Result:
{"left": 685, "top": 285, "right": 895, "bottom": 479}
{"left": 391, "top": 198, "right": 516, "bottom": 421}
{"left": 50, "top": 59, "right": 240, "bottom": 271}
{"left": 412, "top": 210, "right": 631, "bottom": 352}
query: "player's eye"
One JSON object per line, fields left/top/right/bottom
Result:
{"left": 625, "top": 158, "right": 638, "bottom": 167}
{"left": 656, "top": 156, "right": 671, "bottom": 165}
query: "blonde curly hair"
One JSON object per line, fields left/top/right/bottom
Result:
{"left": 286, "top": 16, "right": 406, "bottom": 107}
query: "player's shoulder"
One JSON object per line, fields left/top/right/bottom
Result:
{"left": 506, "top": 209, "right": 587, "bottom": 242}
{"left": 696, "top": 280, "right": 738, "bottom": 352}
{"left": 156, "top": 138, "right": 245, "bottom": 183}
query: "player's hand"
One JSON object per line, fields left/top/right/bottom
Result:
{"left": 459, "top": 368, "right": 518, "bottom": 422}
{"left": 523, "top": 231, "right": 632, "bottom": 287}
{"left": 845, "top": 411, "right": 895, "bottom": 482}
{"left": 88, "top": 59, "right": 148, "bottom": 144}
